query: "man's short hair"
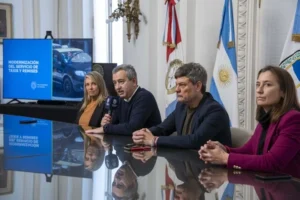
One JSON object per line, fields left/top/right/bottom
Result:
{"left": 175, "top": 62, "right": 207, "bottom": 93}
{"left": 112, "top": 64, "right": 137, "bottom": 81}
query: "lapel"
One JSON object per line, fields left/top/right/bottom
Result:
{"left": 89, "top": 102, "right": 105, "bottom": 127}
{"left": 190, "top": 94, "right": 208, "bottom": 132}
{"left": 262, "top": 122, "right": 278, "bottom": 153}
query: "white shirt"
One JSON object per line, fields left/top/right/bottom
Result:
{"left": 124, "top": 86, "right": 140, "bottom": 102}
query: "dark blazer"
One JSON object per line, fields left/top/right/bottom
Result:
{"left": 75, "top": 101, "right": 106, "bottom": 127}
{"left": 227, "top": 110, "right": 300, "bottom": 178}
{"left": 150, "top": 92, "right": 232, "bottom": 149}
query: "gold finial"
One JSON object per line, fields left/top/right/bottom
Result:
{"left": 108, "top": 0, "right": 142, "bottom": 42}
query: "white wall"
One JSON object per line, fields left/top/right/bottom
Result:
{"left": 258, "top": 0, "right": 297, "bottom": 68}
{"left": 123, "top": 0, "right": 227, "bottom": 119}
{"left": 1, "top": 0, "right": 296, "bottom": 120}
{"left": 123, "top": 0, "right": 297, "bottom": 125}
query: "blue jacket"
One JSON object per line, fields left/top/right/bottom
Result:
{"left": 150, "top": 93, "right": 232, "bottom": 149}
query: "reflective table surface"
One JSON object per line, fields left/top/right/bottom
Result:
{"left": 0, "top": 114, "right": 299, "bottom": 200}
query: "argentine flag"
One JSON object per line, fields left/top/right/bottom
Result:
{"left": 280, "top": 0, "right": 300, "bottom": 100}
{"left": 210, "top": 0, "right": 239, "bottom": 127}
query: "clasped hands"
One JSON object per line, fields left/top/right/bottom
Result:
{"left": 198, "top": 167, "right": 228, "bottom": 192}
{"left": 132, "top": 128, "right": 155, "bottom": 146}
{"left": 131, "top": 128, "right": 156, "bottom": 163}
{"left": 198, "top": 140, "right": 229, "bottom": 165}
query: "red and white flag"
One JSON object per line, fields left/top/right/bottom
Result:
{"left": 161, "top": 165, "right": 175, "bottom": 200}
{"left": 163, "top": 0, "right": 184, "bottom": 116}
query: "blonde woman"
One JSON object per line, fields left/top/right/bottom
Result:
{"left": 78, "top": 126, "right": 106, "bottom": 171}
{"left": 84, "top": 134, "right": 105, "bottom": 171}
{"left": 76, "top": 71, "right": 108, "bottom": 127}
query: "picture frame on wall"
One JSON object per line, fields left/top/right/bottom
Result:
{"left": 0, "top": 3, "right": 12, "bottom": 44}
{"left": 0, "top": 149, "right": 13, "bottom": 195}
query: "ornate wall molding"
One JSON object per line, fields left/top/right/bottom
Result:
{"left": 236, "top": 0, "right": 248, "bottom": 128}
{"left": 236, "top": 0, "right": 258, "bottom": 130}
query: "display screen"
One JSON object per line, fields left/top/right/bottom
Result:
{"left": 3, "top": 38, "right": 93, "bottom": 101}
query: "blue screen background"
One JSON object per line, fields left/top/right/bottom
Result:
{"left": 3, "top": 39, "right": 53, "bottom": 100}
{"left": 3, "top": 115, "right": 53, "bottom": 174}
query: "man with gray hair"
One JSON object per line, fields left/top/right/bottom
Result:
{"left": 132, "top": 62, "right": 232, "bottom": 149}
{"left": 86, "top": 64, "right": 161, "bottom": 135}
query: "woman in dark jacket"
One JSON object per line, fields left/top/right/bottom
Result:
{"left": 75, "top": 71, "right": 108, "bottom": 127}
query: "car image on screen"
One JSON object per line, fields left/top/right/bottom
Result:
{"left": 52, "top": 45, "right": 92, "bottom": 97}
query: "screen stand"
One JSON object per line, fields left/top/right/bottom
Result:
{"left": 44, "top": 30, "right": 54, "bottom": 39}
{"left": 6, "top": 99, "right": 24, "bottom": 104}
{"left": 45, "top": 174, "right": 53, "bottom": 183}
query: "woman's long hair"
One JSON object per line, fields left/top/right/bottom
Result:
{"left": 80, "top": 71, "right": 108, "bottom": 112}
{"left": 256, "top": 66, "right": 300, "bottom": 123}
{"left": 79, "top": 126, "right": 105, "bottom": 171}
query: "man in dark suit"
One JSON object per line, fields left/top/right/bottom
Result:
{"left": 133, "top": 62, "right": 232, "bottom": 149}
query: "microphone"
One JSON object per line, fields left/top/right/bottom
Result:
{"left": 105, "top": 96, "right": 119, "bottom": 115}
{"left": 105, "top": 147, "right": 119, "bottom": 170}
{"left": 105, "top": 96, "right": 112, "bottom": 114}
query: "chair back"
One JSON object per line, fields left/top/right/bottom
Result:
{"left": 230, "top": 127, "right": 252, "bottom": 148}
